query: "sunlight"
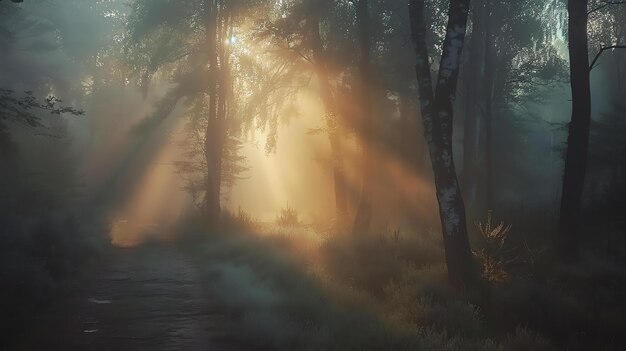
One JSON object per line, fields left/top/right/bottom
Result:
{"left": 6, "top": 1, "right": 626, "bottom": 349}
{"left": 109, "top": 111, "right": 190, "bottom": 248}
{"left": 226, "top": 92, "right": 333, "bottom": 222}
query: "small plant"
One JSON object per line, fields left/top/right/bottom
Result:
{"left": 474, "top": 211, "right": 513, "bottom": 283}
{"left": 236, "top": 207, "right": 258, "bottom": 230}
{"left": 276, "top": 203, "right": 301, "bottom": 227}
{"left": 219, "top": 207, "right": 259, "bottom": 232}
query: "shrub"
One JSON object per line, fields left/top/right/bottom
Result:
{"left": 218, "top": 207, "right": 260, "bottom": 234}
{"left": 474, "top": 211, "right": 514, "bottom": 283}
{"left": 276, "top": 204, "right": 301, "bottom": 227}
{"left": 320, "top": 229, "right": 443, "bottom": 296}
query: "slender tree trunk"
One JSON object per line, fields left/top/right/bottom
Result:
{"left": 352, "top": 0, "right": 374, "bottom": 235}
{"left": 409, "top": 0, "right": 479, "bottom": 288}
{"left": 204, "top": 0, "right": 222, "bottom": 225}
{"left": 462, "top": 0, "right": 485, "bottom": 208}
{"left": 483, "top": 0, "right": 495, "bottom": 210}
{"left": 308, "top": 10, "right": 348, "bottom": 224}
{"left": 558, "top": 0, "right": 592, "bottom": 260}
{"left": 329, "top": 132, "right": 348, "bottom": 221}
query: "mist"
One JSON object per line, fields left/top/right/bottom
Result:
{"left": 2, "top": 0, "right": 626, "bottom": 350}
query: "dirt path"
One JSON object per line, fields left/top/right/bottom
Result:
{"left": 13, "top": 245, "right": 236, "bottom": 351}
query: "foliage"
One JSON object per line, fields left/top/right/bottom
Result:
{"left": 473, "top": 211, "right": 513, "bottom": 283}
{"left": 181, "top": 221, "right": 568, "bottom": 350}
{"left": 221, "top": 207, "right": 260, "bottom": 233}
{"left": 125, "top": 0, "right": 305, "bottom": 207}
{"left": 0, "top": 89, "right": 83, "bottom": 130}
{"left": 276, "top": 204, "right": 301, "bottom": 227}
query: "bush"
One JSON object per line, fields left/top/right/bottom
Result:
{"left": 276, "top": 204, "right": 301, "bottom": 227}
{"left": 221, "top": 207, "right": 260, "bottom": 233}
{"left": 473, "top": 211, "right": 515, "bottom": 283}
{"left": 320, "top": 229, "right": 443, "bottom": 295}
{"left": 181, "top": 214, "right": 626, "bottom": 351}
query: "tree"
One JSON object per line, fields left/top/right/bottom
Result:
{"left": 126, "top": 0, "right": 270, "bottom": 225}
{"left": 461, "top": 0, "right": 485, "bottom": 207}
{"left": 557, "top": 0, "right": 626, "bottom": 260}
{"left": 459, "top": 0, "right": 566, "bottom": 213}
{"left": 557, "top": 0, "right": 592, "bottom": 260}
{"left": 409, "top": 0, "right": 479, "bottom": 288}
{"left": 261, "top": 0, "right": 358, "bottom": 226}
{"left": 352, "top": 0, "right": 374, "bottom": 235}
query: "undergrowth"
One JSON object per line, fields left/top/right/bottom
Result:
{"left": 1, "top": 209, "right": 105, "bottom": 343}
{"left": 179, "top": 209, "right": 612, "bottom": 350}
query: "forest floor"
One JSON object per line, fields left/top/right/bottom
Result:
{"left": 11, "top": 244, "right": 238, "bottom": 351}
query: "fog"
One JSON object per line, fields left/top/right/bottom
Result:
{"left": 3, "top": 0, "right": 626, "bottom": 350}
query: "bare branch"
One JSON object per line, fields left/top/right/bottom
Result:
{"left": 590, "top": 45, "right": 626, "bottom": 71}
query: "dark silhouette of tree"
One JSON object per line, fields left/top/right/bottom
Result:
{"left": 558, "top": 0, "right": 592, "bottom": 260}
{"left": 460, "top": 0, "right": 567, "bottom": 213}
{"left": 557, "top": 0, "right": 625, "bottom": 260}
{"left": 352, "top": 0, "right": 374, "bottom": 235}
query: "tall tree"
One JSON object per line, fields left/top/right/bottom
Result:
{"left": 126, "top": 0, "right": 269, "bottom": 225}
{"left": 352, "top": 0, "right": 374, "bottom": 234}
{"left": 409, "top": 0, "right": 478, "bottom": 287}
{"left": 461, "top": 0, "right": 485, "bottom": 207}
{"left": 203, "top": 0, "right": 228, "bottom": 225}
{"left": 558, "top": 0, "right": 591, "bottom": 260}
{"left": 261, "top": 0, "right": 355, "bottom": 225}
{"left": 306, "top": 1, "right": 349, "bottom": 224}
{"left": 460, "top": 0, "right": 566, "bottom": 213}
{"left": 558, "top": 0, "right": 626, "bottom": 259}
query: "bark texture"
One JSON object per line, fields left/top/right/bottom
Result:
{"left": 409, "top": 0, "right": 479, "bottom": 288}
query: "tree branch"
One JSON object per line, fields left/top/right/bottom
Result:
{"left": 590, "top": 45, "right": 626, "bottom": 71}
{"left": 587, "top": 1, "right": 626, "bottom": 15}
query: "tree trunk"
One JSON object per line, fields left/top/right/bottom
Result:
{"left": 558, "top": 0, "right": 592, "bottom": 260}
{"left": 352, "top": 0, "right": 374, "bottom": 235}
{"left": 462, "top": 0, "right": 485, "bottom": 208}
{"left": 409, "top": 0, "right": 479, "bottom": 288}
{"left": 308, "top": 9, "right": 349, "bottom": 224}
{"left": 329, "top": 132, "right": 348, "bottom": 222}
{"left": 204, "top": 0, "right": 222, "bottom": 225}
{"left": 482, "top": 0, "right": 495, "bottom": 210}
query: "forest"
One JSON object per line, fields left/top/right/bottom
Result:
{"left": 1, "top": 0, "right": 626, "bottom": 350}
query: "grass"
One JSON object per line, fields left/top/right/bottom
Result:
{"left": 178, "top": 209, "right": 586, "bottom": 350}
